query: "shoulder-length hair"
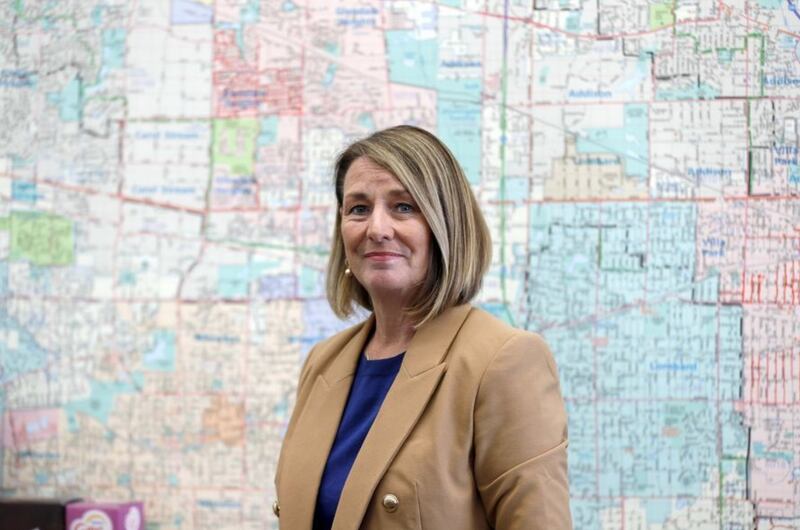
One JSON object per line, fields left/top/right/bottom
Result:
{"left": 326, "top": 125, "right": 492, "bottom": 326}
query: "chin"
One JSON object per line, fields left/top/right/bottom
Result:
{"left": 361, "top": 275, "right": 414, "bottom": 295}
{"left": 364, "top": 279, "right": 409, "bottom": 292}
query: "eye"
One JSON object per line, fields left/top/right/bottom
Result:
{"left": 396, "top": 203, "right": 415, "bottom": 213}
{"left": 347, "top": 204, "right": 369, "bottom": 215}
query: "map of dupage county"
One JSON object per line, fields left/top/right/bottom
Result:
{"left": 1, "top": 0, "right": 799, "bottom": 528}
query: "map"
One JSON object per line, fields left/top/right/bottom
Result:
{"left": 1, "top": 0, "right": 799, "bottom": 528}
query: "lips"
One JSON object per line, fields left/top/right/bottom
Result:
{"left": 364, "top": 252, "right": 403, "bottom": 261}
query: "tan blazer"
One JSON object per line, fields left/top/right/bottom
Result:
{"left": 274, "top": 304, "right": 571, "bottom": 529}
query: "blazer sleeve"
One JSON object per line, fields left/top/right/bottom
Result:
{"left": 473, "top": 331, "right": 572, "bottom": 529}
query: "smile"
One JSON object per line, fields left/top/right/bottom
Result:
{"left": 364, "top": 252, "right": 403, "bottom": 261}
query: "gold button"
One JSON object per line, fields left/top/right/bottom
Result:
{"left": 272, "top": 499, "right": 280, "bottom": 517}
{"left": 382, "top": 494, "right": 399, "bottom": 513}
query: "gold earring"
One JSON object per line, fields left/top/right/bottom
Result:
{"left": 344, "top": 261, "right": 351, "bottom": 276}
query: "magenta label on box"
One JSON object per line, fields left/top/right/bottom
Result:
{"left": 66, "top": 501, "right": 143, "bottom": 530}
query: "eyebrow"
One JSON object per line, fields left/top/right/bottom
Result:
{"left": 343, "top": 189, "right": 413, "bottom": 202}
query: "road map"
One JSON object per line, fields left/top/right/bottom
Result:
{"left": 1, "top": 0, "right": 799, "bottom": 528}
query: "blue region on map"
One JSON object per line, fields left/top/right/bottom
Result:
{"left": 562, "top": 400, "right": 596, "bottom": 497}
{"left": 564, "top": 394, "right": 748, "bottom": 519}
{"left": 656, "top": 83, "right": 720, "bottom": 100}
{"left": 298, "top": 266, "right": 324, "bottom": 298}
{"left": 386, "top": 34, "right": 438, "bottom": 89}
{"left": 358, "top": 112, "right": 376, "bottom": 131}
{"left": 322, "top": 64, "right": 337, "bottom": 87}
{"left": 526, "top": 203, "right": 697, "bottom": 327}
{"left": 438, "top": 78, "right": 482, "bottom": 184}
{"left": 0, "top": 263, "right": 6, "bottom": 296}
{"left": 47, "top": 77, "right": 82, "bottom": 122}
{"left": 143, "top": 330, "right": 176, "bottom": 372}
{"left": 98, "top": 28, "right": 126, "bottom": 81}
{"left": 102, "top": 29, "right": 126, "bottom": 69}
{"left": 241, "top": 0, "right": 260, "bottom": 24}
{"left": 576, "top": 104, "right": 648, "bottom": 178}
{"left": 646, "top": 205, "right": 697, "bottom": 296}
{"left": 0, "top": 311, "right": 49, "bottom": 385}
{"left": 502, "top": 177, "right": 531, "bottom": 204}
{"left": 570, "top": 498, "right": 616, "bottom": 529}
{"left": 259, "top": 274, "right": 295, "bottom": 300}
{"left": 11, "top": 181, "right": 38, "bottom": 203}
{"left": 217, "top": 263, "right": 273, "bottom": 298}
{"left": 0, "top": 69, "right": 37, "bottom": 89}
{"left": 790, "top": 164, "right": 800, "bottom": 185}
{"left": 597, "top": 400, "right": 713, "bottom": 497}
{"left": 171, "top": 0, "right": 213, "bottom": 25}
{"left": 65, "top": 373, "right": 144, "bottom": 432}
{"left": 258, "top": 116, "right": 279, "bottom": 146}
{"left": 386, "top": 31, "right": 483, "bottom": 184}
{"left": 593, "top": 301, "right": 742, "bottom": 400}
{"left": 523, "top": 202, "right": 748, "bottom": 523}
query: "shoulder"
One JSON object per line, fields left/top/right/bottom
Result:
{"left": 460, "top": 307, "right": 521, "bottom": 342}
{"left": 450, "top": 307, "right": 553, "bottom": 374}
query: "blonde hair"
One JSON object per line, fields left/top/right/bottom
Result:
{"left": 326, "top": 125, "right": 492, "bottom": 326}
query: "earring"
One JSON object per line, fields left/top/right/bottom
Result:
{"left": 344, "top": 261, "right": 351, "bottom": 277}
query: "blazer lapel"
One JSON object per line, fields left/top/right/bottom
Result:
{"left": 332, "top": 304, "right": 473, "bottom": 530}
{"left": 279, "top": 317, "right": 373, "bottom": 529}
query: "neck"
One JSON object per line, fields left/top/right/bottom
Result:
{"left": 367, "top": 298, "right": 417, "bottom": 360}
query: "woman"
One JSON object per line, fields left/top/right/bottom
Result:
{"left": 274, "top": 125, "right": 571, "bottom": 529}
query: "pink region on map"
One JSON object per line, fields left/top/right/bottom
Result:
{"left": 212, "top": 29, "right": 303, "bottom": 118}
{"left": 2, "top": 409, "right": 60, "bottom": 449}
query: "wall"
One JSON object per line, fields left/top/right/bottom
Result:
{"left": 1, "top": 0, "right": 799, "bottom": 528}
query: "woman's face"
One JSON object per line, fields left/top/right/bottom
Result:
{"left": 340, "top": 157, "right": 432, "bottom": 306}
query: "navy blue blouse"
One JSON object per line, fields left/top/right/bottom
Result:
{"left": 312, "top": 351, "right": 405, "bottom": 530}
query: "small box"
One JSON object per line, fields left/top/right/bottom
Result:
{"left": 66, "top": 501, "right": 144, "bottom": 530}
{"left": 0, "top": 497, "right": 82, "bottom": 530}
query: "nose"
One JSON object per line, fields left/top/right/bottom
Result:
{"left": 366, "top": 205, "right": 394, "bottom": 242}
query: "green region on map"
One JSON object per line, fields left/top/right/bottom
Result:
{"left": 212, "top": 118, "right": 260, "bottom": 175}
{"left": 9, "top": 211, "right": 74, "bottom": 266}
{"left": 649, "top": 2, "right": 675, "bottom": 29}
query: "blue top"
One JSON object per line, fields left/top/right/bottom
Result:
{"left": 312, "top": 351, "right": 405, "bottom": 530}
